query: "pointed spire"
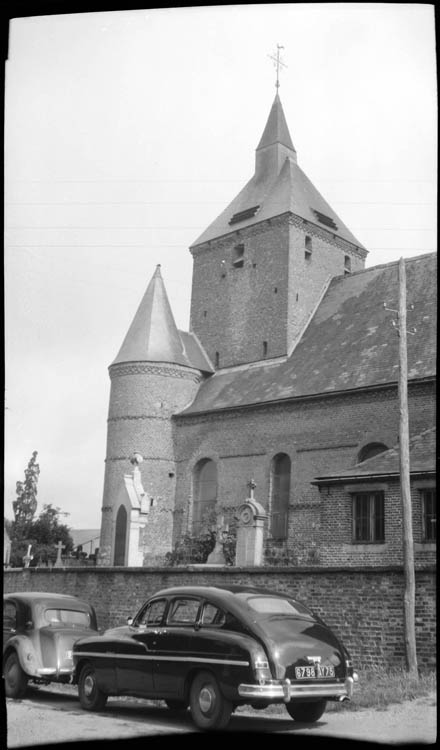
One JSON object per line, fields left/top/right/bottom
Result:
{"left": 112, "top": 265, "right": 189, "bottom": 367}
{"left": 256, "top": 93, "right": 295, "bottom": 152}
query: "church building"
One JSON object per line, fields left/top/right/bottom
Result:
{"left": 98, "top": 91, "right": 436, "bottom": 568}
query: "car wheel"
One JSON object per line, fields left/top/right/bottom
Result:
{"left": 4, "top": 652, "right": 29, "bottom": 699}
{"left": 165, "top": 699, "right": 188, "bottom": 712}
{"left": 78, "top": 663, "right": 107, "bottom": 711}
{"left": 286, "top": 699, "right": 327, "bottom": 722}
{"left": 189, "top": 671, "right": 232, "bottom": 730}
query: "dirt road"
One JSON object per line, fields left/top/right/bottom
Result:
{"left": 5, "top": 684, "right": 437, "bottom": 747}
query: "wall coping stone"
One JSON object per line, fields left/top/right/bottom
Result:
{"left": 5, "top": 564, "right": 436, "bottom": 575}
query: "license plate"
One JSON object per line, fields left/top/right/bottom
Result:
{"left": 295, "top": 665, "right": 335, "bottom": 679}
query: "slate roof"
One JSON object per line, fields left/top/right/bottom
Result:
{"left": 70, "top": 529, "right": 100, "bottom": 550}
{"left": 112, "top": 265, "right": 213, "bottom": 373}
{"left": 179, "top": 252, "right": 437, "bottom": 415}
{"left": 191, "top": 94, "right": 366, "bottom": 251}
{"left": 257, "top": 92, "right": 296, "bottom": 151}
{"left": 312, "top": 427, "right": 436, "bottom": 483}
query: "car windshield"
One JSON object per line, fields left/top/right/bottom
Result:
{"left": 43, "top": 608, "right": 91, "bottom": 628}
{"left": 243, "top": 596, "right": 315, "bottom": 619}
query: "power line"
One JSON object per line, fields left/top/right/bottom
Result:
{"left": 6, "top": 244, "right": 436, "bottom": 251}
{"left": 6, "top": 201, "right": 436, "bottom": 206}
{"left": 7, "top": 178, "right": 436, "bottom": 184}
{"left": 5, "top": 225, "right": 436, "bottom": 231}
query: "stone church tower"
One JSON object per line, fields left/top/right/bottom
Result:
{"left": 98, "top": 90, "right": 382, "bottom": 566}
{"left": 98, "top": 265, "right": 211, "bottom": 566}
{"left": 189, "top": 93, "right": 367, "bottom": 368}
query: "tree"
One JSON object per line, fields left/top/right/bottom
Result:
{"left": 8, "top": 451, "right": 74, "bottom": 566}
{"left": 12, "top": 451, "right": 40, "bottom": 537}
{"left": 28, "top": 504, "right": 74, "bottom": 567}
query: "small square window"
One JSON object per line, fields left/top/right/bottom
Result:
{"left": 232, "top": 244, "right": 245, "bottom": 268}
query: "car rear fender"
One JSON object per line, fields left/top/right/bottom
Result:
{"left": 3, "top": 635, "right": 43, "bottom": 678}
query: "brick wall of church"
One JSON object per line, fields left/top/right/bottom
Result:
{"left": 4, "top": 566, "right": 436, "bottom": 671}
{"left": 190, "top": 216, "right": 291, "bottom": 367}
{"left": 287, "top": 216, "right": 365, "bottom": 351}
{"left": 190, "top": 213, "right": 365, "bottom": 368}
{"left": 100, "top": 363, "right": 201, "bottom": 565}
{"left": 173, "top": 379, "right": 435, "bottom": 567}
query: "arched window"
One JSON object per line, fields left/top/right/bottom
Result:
{"left": 193, "top": 459, "right": 218, "bottom": 533}
{"left": 357, "top": 442, "right": 388, "bottom": 463}
{"left": 270, "top": 453, "right": 291, "bottom": 539}
{"left": 114, "top": 505, "right": 127, "bottom": 565}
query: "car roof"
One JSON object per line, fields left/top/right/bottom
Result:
{"left": 4, "top": 591, "right": 92, "bottom": 608}
{"left": 149, "top": 584, "right": 292, "bottom": 599}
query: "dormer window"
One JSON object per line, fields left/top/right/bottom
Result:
{"left": 305, "top": 236, "right": 312, "bottom": 260}
{"left": 232, "top": 244, "right": 245, "bottom": 268}
{"left": 229, "top": 205, "right": 260, "bottom": 225}
{"left": 312, "top": 209, "right": 338, "bottom": 230}
{"left": 344, "top": 255, "right": 351, "bottom": 275}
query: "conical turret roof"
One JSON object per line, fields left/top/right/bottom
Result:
{"left": 191, "top": 94, "right": 366, "bottom": 251}
{"left": 112, "top": 265, "right": 213, "bottom": 372}
{"left": 112, "top": 265, "right": 189, "bottom": 367}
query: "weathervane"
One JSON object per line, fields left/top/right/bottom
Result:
{"left": 268, "top": 44, "right": 287, "bottom": 90}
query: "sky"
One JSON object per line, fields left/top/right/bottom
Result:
{"left": 4, "top": 4, "right": 437, "bottom": 531}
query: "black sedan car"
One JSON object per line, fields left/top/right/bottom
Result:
{"left": 73, "top": 585, "right": 358, "bottom": 730}
{"left": 3, "top": 591, "right": 98, "bottom": 699}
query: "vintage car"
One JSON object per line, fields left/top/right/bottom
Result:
{"left": 3, "top": 591, "right": 98, "bottom": 699}
{"left": 73, "top": 585, "right": 358, "bottom": 730}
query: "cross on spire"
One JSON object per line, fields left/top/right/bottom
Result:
{"left": 268, "top": 44, "right": 287, "bottom": 90}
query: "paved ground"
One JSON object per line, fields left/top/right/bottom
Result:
{"left": 5, "top": 684, "right": 437, "bottom": 746}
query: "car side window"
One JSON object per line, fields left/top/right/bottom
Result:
{"left": 201, "top": 603, "right": 226, "bottom": 627}
{"left": 138, "top": 599, "right": 167, "bottom": 627}
{"left": 167, "top": 598, "right": 200, "bottom": 626}
{"left": 4, "top": 602, "right": 17, "bottom": 630}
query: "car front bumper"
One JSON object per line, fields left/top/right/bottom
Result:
{"left": 238, "top": 675, "right": 357, "bottom": 702}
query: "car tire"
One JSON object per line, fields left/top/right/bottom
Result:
{"left": 286, "top": 699, "right": 327, "bottom": 722}
{"left": 4, "top": 652, "right": 29, "bottom": 699}
{"left": 78, "top": 663, "right": 107, "bottom": 711}
{"left": 189, "top": 670, "right": 232, "bottom": 730}
{"left": 165, "top": 699, "right": 188, "bottom": 712}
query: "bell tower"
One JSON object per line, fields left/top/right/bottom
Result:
{"left": 189, "top": 91, "right": 368, "bottom": 369}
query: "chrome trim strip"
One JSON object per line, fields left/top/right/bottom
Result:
{"left": 37, "top": 668, "right": 73, "bottom": 675}
{"left": 73, "top": 651, "right": 249, "bottom": 667}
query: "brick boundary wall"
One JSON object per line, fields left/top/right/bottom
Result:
{"left": 4, "top": 566, "right": 436, "bottom": 671}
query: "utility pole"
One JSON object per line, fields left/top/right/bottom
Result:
{"left": 384, "top": 257, "right": 418, "bottom": 677}
{"left": 398, "top": 257, "right": 418, "bottom": 677}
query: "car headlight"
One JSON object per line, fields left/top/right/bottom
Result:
{"left": 66, "top": 650, "right": 73, "bottom": 659}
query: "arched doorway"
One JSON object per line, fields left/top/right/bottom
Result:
{"left": 114, "top": 505, "right": 127, "bottom": 565}
{"left": 193, "top": 459, "right": 217, "bottom": 533}
{"left": 270, "top": 453, "right": 291, "bottom": 539}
